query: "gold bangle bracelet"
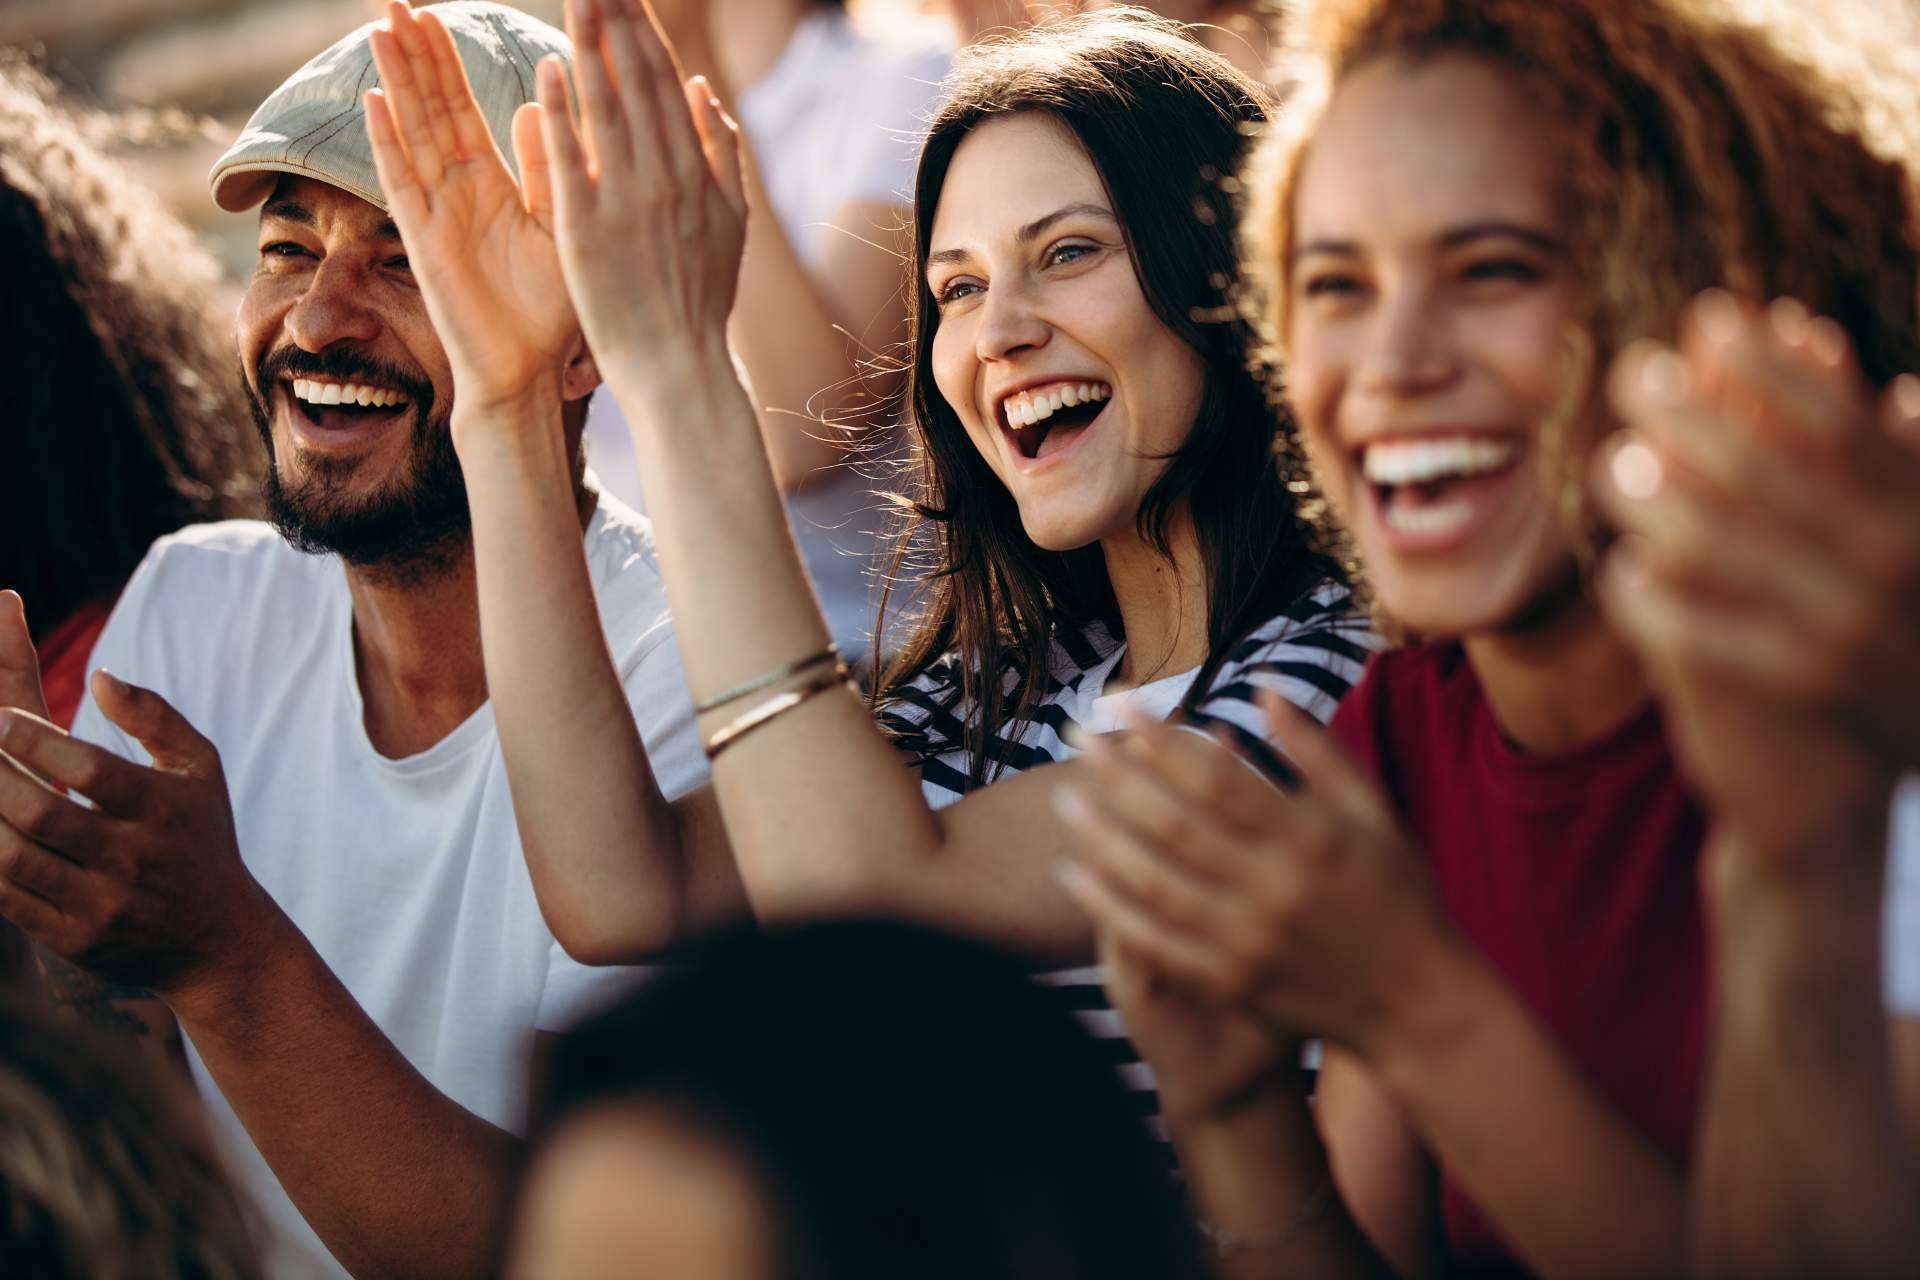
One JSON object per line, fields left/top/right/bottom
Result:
{"left": 694, "top": 644, "right": 840, "bottom": 716}
{"left": 702, "top": 663, "right": 852, "bottom": 761}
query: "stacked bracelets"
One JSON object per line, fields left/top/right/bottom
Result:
{"left": 698, "top": 644, "right": 853, "bottom": 761}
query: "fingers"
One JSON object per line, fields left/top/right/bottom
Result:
{"left": 0, "top": 592, "right": 49, "bottom": 721}
{"left": 416, "top": 7, "right": 495, "bottom": 162}
{"left": 90, "top": 671, "right": 222, "bottom": 783}
{"left": 685, "top": 76, "right": 747, "bottom": 216}
{"left": 1681, "top": 291, "right": 1865, "bottom": 453}
{"left": 1596, "top": 544, "right": 1806, "bottom": 702}
{"left": 0, "top": 862, "right": 64, "bottom": 937}
{"left": 369, "top": 3, "right": 452, "bottom": 188}
{"left": 512, "top": 102, "right": 556, "bottom": 225}
{"left": 626, "top": 0, "right": 704, "bottom": 174}
{"left": 0, "top": 709, "right": 148, "bottom": 819}
{"left": 565, "top": 0, "right": 630, "bottom": 172}
{"left": 535, "top": 57, "right": 594, "bottom": 217}
{"left": 0, "top": 821, "right": 85, "bottom": 909}
{"left": 0, "top": 748, "right": 115, "bottom": 865}
{"left": 1257, "top": 689, "right": 1382, "bottom": 827}
{"left": 1054, "top": 859, "right": 1241, "bottom": 995}
{"left": 363, "top": 89, "right": 431, "bottom": 225}
{"left": 1054, "top": 780, "right": 1236, "bottom": 935}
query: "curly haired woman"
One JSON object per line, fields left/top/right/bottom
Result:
{"left": 1056, "top": 1, "right": 1920, "bottom": 1275}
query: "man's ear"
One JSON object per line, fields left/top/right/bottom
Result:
{"left": 560, "top": 334, "right": 601, "bottom": 403}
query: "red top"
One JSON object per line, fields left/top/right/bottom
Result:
{"left": 39, "top": 598, "right": 114, "bottom": 730}
{"left": 1330, "top": 644, "right": 1708, "bottom": 1277}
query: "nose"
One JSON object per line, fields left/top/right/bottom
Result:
{"left": 284, "top": 256, "right": 382, "bottom": 353}
{"left": 974, "top": 277, "right": 1051, "bottom": 363}
{"left": 1354, "top": 280, "right": 1459, "bottom": 399}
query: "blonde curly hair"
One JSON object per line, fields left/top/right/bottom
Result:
{"left": 1237, "top": 0, "right": 1920, "bottom": 579}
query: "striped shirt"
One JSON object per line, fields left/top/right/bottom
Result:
{"left": 877, "top": 582, "right": 1380, "bottom": 1137}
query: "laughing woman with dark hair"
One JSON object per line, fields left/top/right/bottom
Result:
{"left": 0, "top": 61, "right": 256, "bottom": 730}
{"left": 355, "top": 0, "right": 1372, "bottom": 1126}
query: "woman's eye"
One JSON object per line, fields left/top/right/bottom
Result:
{"left": 1301, "top": 273, "right": 1363, "bottom": 298}
{"left": 1045, "top": 242, "right": 1096, "bottom": 268}
{"left": 935, "top": 279, "right": 982, "bottom": 307}
{"left": 1462, "top": 258, "right": 1541, "bottom": 283}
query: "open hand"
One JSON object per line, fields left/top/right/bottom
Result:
{"left": 520, "top": 0, "right": 747, "bottom": 398}
{"left": 0, "top": 671, "right": 282, "bottom": 1013}
{"left": 1597, "top": 292, "right": 1920, "bottom": 857}
{"left": 363, "top": 1, "right": 582, "bottom": 416}
{"left": 1054, "top": 695, "right": 1457, "bottom": 1060}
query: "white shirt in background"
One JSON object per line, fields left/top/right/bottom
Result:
{"left": 584, "top": 6, "right": 952, "bottom": 661}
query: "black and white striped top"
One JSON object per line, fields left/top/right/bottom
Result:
{"left": 877, "top": 582, "right": 1380, "bottom": 1138}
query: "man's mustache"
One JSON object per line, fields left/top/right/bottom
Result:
{"left": 253, "top": 347, "right": 436, "bottom": 415}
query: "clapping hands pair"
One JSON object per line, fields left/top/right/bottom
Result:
{"left": 362, "top": 0, "right": 747, "bottom": 426}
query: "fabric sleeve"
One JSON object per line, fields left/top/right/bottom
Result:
{"left": 840, "top": 44, "right": 951, "bottom": 207}
{"left": 68, "top": 542, "right": 170, "bottom": 767}
{"left": 1885, "top": 775, "right": 1920, "bottom": 1015}
{"left": 1184, "top": 586, "right": 1382, "bottom": 783}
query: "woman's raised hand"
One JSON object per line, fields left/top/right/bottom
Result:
{"left": 523, "top": 0, "right": 748, "bottom": 396}
{"left": 363, "top": 2, "right": 579, "bottom": 416}
{"left": 1054, "top": 698, "right": 1459, "bottom": 1062}
{"left": 1598, "top": 292, "right": 1920, "bottom": 859}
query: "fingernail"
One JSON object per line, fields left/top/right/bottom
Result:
{"left": 1052, "top": 785, "right": 1091, "bottom": 824}
{"left": 1768, "top": 296, "right": 1810, "bottom": 346}
{"left": 1637, "top": 347, "right": 1689, "bottom": 404}
{"left": 1806, "top": 316, "right": 1849, "bottom": 369}
{"left": 1891, "top": 373, "right": 1920, "bottom": 421}
{"left": 1610, "top": 438, "right": 1664, "bottom": 500}
{"left": 1691, "top": 289, "right": 1741, "bottom": 345}
{"left": 94, "top": 668, "right": 125, "bottom": 694}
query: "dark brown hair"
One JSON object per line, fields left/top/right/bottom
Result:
{"left": 875, "top": 9, "right": 1339, "bottom": 785}
{"left": 0, "top": 59, "right": 257, "bottom": 640}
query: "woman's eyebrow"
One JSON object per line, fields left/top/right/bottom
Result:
{"left": 926, "top": 202, "right": 1119, "bottom": 272}
{"left": 1292, "top": 220, "right": 1564, "bottom": 265}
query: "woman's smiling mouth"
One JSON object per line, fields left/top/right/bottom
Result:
{"left": 1359, "top": 433, "right": 1524, "bottom": 549}
{"left": 996, "top": 380, "right": 1113, "bottom": 461}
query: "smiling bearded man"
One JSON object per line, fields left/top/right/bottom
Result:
{"left": 0, "top": 6, "right": 706, "bottom": 1279}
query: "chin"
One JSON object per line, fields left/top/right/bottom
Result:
{"left": 1014, "top": 505, "right": 1116, "bottom": 555}
{"left": 1373, "top": 554, "right": 1583, "bottom": 642}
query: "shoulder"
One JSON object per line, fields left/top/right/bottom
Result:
{"left": 101, "top": 520, "right": 333, "bottom": 647}
{"left": 1196, "top": 582, "right": 1384, "bottom": 724}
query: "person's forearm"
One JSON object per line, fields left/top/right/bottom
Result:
{"left": 454, "top": 390, "right": 742, "bottom": 962}
{"left": 1693, "top": 821, "right": 1919, "bottom": 1279}
{"left": 1171, "top": 1088, "right": 1397, "bottom": 1280}
{"left": 604, "top": 342, "right": 1091, "bottom": 959}
{"left": 1368, "top": 942, "right": 1686, "bottom": 1279}
{"left": 171, "top": 909, "right": 515, "bottom": 1280}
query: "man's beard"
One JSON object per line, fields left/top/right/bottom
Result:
{"left": 248, "top": 346, "right": 471, "bottom": 585}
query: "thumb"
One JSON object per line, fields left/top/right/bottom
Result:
{"left": 91, "top": 670, "right": 220, "bottom": 780}
{"left": 1883, "top": 373, "right": 1920, "bottom": 452}
{"left": 0, "top": 592, "right": 49, "bottom": 720}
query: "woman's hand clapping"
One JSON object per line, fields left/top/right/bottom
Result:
{"left": 1055, "top": 698, "right": 1462, "bottom": 1063}
{"left": 525, "top": 0, "right": 748, "bottom": 398}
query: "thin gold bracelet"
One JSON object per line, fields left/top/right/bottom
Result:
{"left": 702, "top": 663, "right": 852, "bottom": 761}
{"left": 694, "top": 644, "right": 840, "bottom": 716}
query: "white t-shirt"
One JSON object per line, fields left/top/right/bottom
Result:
{"left": 583, "top": 6, "right": 951, "bottom": 659}
{"left": 71, "top": 496, "right": 705, "bottom": 1280}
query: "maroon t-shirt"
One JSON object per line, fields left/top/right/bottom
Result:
{"left": 1330, "top": 644, "right": 1708, "bottom": 1276}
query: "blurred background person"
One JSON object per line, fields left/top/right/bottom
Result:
{"left": 0, "top": 987, "right": 258, "bottom": 1280}
{"left": 506, "top": 921, "right": 1198, "bottom": 1280}
{"left": 0, "top": 57, "right": 257, "bottom": 731}
{"left": 588, "top": 0, "right": 952, "bottom": 663}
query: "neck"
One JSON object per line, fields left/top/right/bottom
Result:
{"left": 709, "top": 0, "right": 816, "bottom": 98}
{"left": 343, "top": 546, "right": 488, "bottom": 759}
{"left": 343, "top": 476, "right": 599, "bottom": 759}
{"left": 1461, "top": 588, "right": 1652, "bottom": 755}
{"left": 1101, "top": 508, "right": 1210, "bottom": 692}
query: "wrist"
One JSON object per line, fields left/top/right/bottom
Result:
{"left": 604, "top": 333, "right": 737, "bottom": 418}
{"left": 448, "top": 370, "right": 566, "bottom": 444}
{"left": 1361, "top": 929, "right": 1503, "bottom": 1094}
{"left": 164, "top": 896, "right": 305, "bottom": 1032}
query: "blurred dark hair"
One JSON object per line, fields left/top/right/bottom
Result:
{"left": 526, "top": 921, "right": 1197, "bottom": 1280}
{"left": 0, "top": 59, "right": 256, "bottom": 639}
{"left": 874, "top": 9, "right": 1340, "bottom": 786}
{"left": 0, "top": 989, "right": 258, "bottom": 1280}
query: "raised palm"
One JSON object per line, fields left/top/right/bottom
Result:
{"left": 364, "top": 2, "right": 576, "bottom": 410}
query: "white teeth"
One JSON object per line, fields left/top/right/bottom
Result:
{"left": 291, "top": 380, "right": 409, "bottom": 409}
{"left": 1001, "top": 380, "right": 1113, "bottom": 429}
{"left": 1382, "top": 495, "right": 1477, "bottom": 536}
{"left": 1362, "top": 436, "right": 1517, "bottom": 487}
